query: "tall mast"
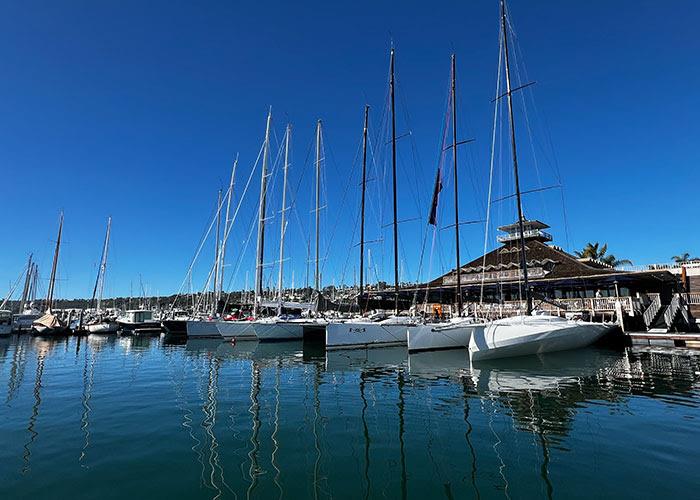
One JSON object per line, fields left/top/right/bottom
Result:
{"left": 220, "top": 157, "right": 238, "bottom": 303}
{"left": 314, "top": 119, "right": 322, "bottom": 293}
{"left": 390, "top": 48, "right": 399, "bottom": 315}
{"left": 254, "top": 109, "right": 272, "bottom": 318}
{"left": 277, "top": 125, "right": 291, "bottom": 315}
{"left": 451, "top": 55, "right": 463, "bottom": 317}
{"left": 501, "top": 0, "right": 532, "bottom": 314}
{"left": 213, "top": 189, "right": 222, "bottom": 316}
{"left": 19, "top": 253, "right": 33, "bottom": 312}
{"left": 91, "top": 216, "right": 112, "bottom": 311}
{"left": 359, "top": 105, "right": 369, "bottom": 306}
{"left": 46, "top": 212, "right": 63, "bottom": 313}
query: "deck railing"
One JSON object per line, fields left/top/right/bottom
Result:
{"left": 685, "top": 292, "right": 700, "bottom": 305}
{"left": 468, "top": 296, "right": 635, "bottom": 317}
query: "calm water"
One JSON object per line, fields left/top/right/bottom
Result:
{"left": 1, "top": 335, "right": 699, "bottom": 499}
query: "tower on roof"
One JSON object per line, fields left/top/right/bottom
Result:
{"left": 497, "top": 219, "right": 552, "bottom": 244}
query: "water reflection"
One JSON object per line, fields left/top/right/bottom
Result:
{"left": 0, "top": 336, "right": 698, "bottom": 499}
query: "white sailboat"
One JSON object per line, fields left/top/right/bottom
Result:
{"left": 86, "top": 217, "right": 118, "bottom": 334}
{"left": 468, "top": 0, "right": 612, "bottom": 361}
{"left": 219, "top": 110, "right": 276, "bottom": 341}
{"left": 32, "top": 213, "right": 70, "bottom": 336}
{"left": 326, "top": 57, "right": 421, "bottom": 350}
{"left": 11, "top": 254, "right": 42, "bottom": 332}
{"left": 407, "top": 54, "right": 482, "bottom": 353}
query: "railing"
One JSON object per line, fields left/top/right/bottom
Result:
{"left": 643, "top": 294, "right": 662, "bottom": 328}
{"left": 617, "top": 260, "right": 700, "bottom": 272}
{"left": 497, "top": 229, "right": 553, "bottom": 243}
{"left": 664, "top": 294, "right": 681, "bottom": 329}
{"left": 685, "top": 292, "right": 700, "bottom": 305}
{"left": 469, "top": 296, "right": 635, "bottom": 317}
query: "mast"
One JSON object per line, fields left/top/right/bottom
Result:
{"left": 220, "top": 157, "right": 238, "bottom": 304}
{"left": 254, "top": 109, "right": 272, "bottom": 319}
{"left": 19, "top": 253, "right": 33, "bottom": 312}
{"left": 213, "top": 189, "right": 222, "bottom": 316}
{"left": 390, "top": 48, "right": 400, "bottom": 315}
{"left": 451, "top": 54, "right": 463, "bottom": 317}
{"left": 501, "top": 0, "right": 532, "bottom": 314}
{"left": 46, "top": 212, "right": 63, "bottom": 313}
{"left": 314, "top": 119, "right": 322, "bottom": 293}
{"left": 277, "top": 124, "right": 291, "bottom": 315}
{"left": 90, "top": 216, "right": 112, "bottom": 311}
{"left": 359, "top": 105, "right": 369, "bottom": 306}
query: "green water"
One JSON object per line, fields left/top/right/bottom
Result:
{"left": 0, "top": 335, "right": 698, "bottom": 499}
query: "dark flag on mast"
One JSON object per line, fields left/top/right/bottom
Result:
{"left": 428, "top": 166, "right": 442, "bottom": 226}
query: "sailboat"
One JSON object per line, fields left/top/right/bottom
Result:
{"left": 11, "top": 254, "right": 42, "bottom": 332}
{"left": 326, "top": 49, "right": 420, "bottom": 350}
{"left": 32, "top": 213, "right": 70, "bottom": 336}
{"left": 468, "top": 1, "right": 612, "bottom": 361}
{"left": 408, "top": 54, "right": 484, "bottom": 353}
{"left": 253, "top": 121, "right": 327, "bottom": 341}
{"left": 86, "top": 217, "right": 118, "bottom": 334}
{"left": 218, "top": 110, "right": 275, "bottom": 341}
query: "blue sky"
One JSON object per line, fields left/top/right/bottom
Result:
{"left": 1, "top": 0, "right": 698, "bottom": 299}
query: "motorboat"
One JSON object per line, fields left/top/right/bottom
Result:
{"left": 12, "top": 307, "right": 42, "bottom": 332}
{"left": 325, "top": 312, "right": 420, "bottom": 350}
{"left": 117, "top": 310, "right": 162, "bottom": 335}
{"left": 468, "top": 313, "right": 613, "bottom": 362}
{"left": 407, "top": 316, "right": 483, "bottom": 353}
{"left": 86, "top": 318, "right": 119, "bottom": 334}
{"left": 0, "top": 310, "right": 12, "bottom": 336}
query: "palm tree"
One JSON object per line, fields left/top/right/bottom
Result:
{"left": 672, "top": 252, "right": 699, "bottom": 263}
{"left": 575, "top": 242, "right": 632, "bottom": 268}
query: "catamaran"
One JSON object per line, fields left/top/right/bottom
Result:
{"left": 326, "top": 49, "right": 422, "bottom": 350}
{"left": 468, "top": 0, "right": 612, "bottom": 361}
{"left": 32, "top": 213, "right": 70, "bottom": 336}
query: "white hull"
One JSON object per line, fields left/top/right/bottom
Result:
{"left": 253, "top": 321, "right": 304, "bottom": 341}
{"left": 186, "top": 320, "right": 223, "bottom": 339}
{"left": 216, "top": 321, "right": 257, "bottom": 340}
{"left": 326, "top": 319, "right": 416, "bottom": 350}
{"left": 469, "top": 315, "right": 611, "bottom": 361}
{"left": 407, "top": 320, "right": 479, "bottom": 353}
{"left": 87, "top": 322, "right": 118, "bottom": 334}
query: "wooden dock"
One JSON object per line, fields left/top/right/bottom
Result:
{"left": 628, "top": 332, "right": 700, "bottom": 348}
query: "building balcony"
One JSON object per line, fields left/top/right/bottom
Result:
{"left": 497, "top": 229, "right": 553, "bottom": 243}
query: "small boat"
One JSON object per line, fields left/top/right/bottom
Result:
{"left": 117, "top": 310, "right": 162, "bottom": 335}
{"left": 325, "top": 313, "right": 419, "bottom": 350}
{"left": 468, "top": 313, "right": 613, "bottom": 362}
{"left": 0, "top": 310, "right": 12, "bottom": 336}
{"left": 12, "top": 308, "right": 42, "bottom": 332}
{"left": 86, "top": 319, "right": 118, "bottom": 334}
{"left": 407, "top": 317, "right": 483, "bottom": 353}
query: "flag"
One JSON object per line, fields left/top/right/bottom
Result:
{"left": 428, "top": 166, "right": 442, "bottom": 226}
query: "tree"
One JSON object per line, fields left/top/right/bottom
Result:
{"left": 575, "top": 242, "right": 632, "bottom": 267}
{"left": 672, "top": 252, "right": 698, "bottom": 263}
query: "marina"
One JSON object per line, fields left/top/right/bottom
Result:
{"left": 1, "top": 0, "right": 698, "bottom": 497}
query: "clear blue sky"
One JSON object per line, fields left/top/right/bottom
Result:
{"left": 2, "top": 0, "right": 698, "bottom": 299}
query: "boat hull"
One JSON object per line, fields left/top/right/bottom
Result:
{"left": 186, "top": 320, "right": 223, "bottom": 339}
{"left": 118, "top": 321, "right": 162, "bottom": 335}
{"left": 216, "top": 321, "right": 257, "bottom": 340}
{"left": 253, "top": 321, "right": 305, "bottom": 341}
{"left": 162, "top": 320, "right": 187, "bottom": 336}
{"left": 0, "top": 324, "right": 12, "bottom": 336}
{"left": 86, "top": 322, "right": 118, "bottom": 334}
{"left": 407, "top": 322, "right": 478, "bottom": 353}
{"left": 469, "top": 316, "right": 611, "bottom": 361}
{"left": 326, "top": 321, "right": 415, "bottom": 350}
